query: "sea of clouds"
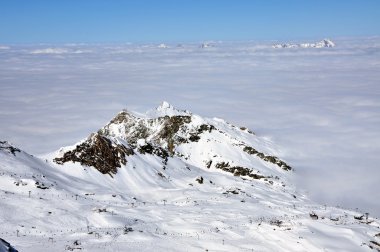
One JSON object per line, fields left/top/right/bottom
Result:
{"left": 1, "top": 37, "right": 379, "bottom": 216}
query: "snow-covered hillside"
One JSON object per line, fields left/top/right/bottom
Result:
{"left": 1, "top": 103, "right": 380, "bottom": 251}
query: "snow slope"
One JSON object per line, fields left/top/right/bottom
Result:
{"left": 1, "top": 104, "right": 380, "bottom": 251}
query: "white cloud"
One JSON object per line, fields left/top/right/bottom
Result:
{"left": 29, "top": 47, "right": 88, "bottom": 54}
{"left": 0, "top": 37, "right": 380, "bottom": 216}
{"left": 30, "top": 47, "right": 69, "bottom": 54}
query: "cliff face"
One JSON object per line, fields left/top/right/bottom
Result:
{"left": 54, "top": 134, "right": 134, "bottom": 175}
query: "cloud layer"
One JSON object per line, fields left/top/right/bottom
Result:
{"left": 1, "top": 37, "right": 380, "bottom": 216}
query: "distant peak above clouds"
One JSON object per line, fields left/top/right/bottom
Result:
{"left": 157, "top": 43, "right": 168, "bottom": 48}
{"left": 146, "top": 101, "right": 191, "bottom": 117}
{"left": 273, "top": 39, "right": 335, "bottom": 49}
{"left": 157, "top": 101, "right": 172, "bottom": 110}
{"left": 200, "top": 42, "right": 214, "bottom": 48}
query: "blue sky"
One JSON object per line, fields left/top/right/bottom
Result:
{"left": 1, "top": 0, "right": 380, "bottom": 43}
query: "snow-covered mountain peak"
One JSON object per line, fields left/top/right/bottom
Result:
{"left": 146, "top": 101, "right": 191, "bottom": 117}
{"left": 53, "top": 103, "right": 292, "bottom": 184}
{"left": 319, "top": 38, "right": 335, "bottom": 48}
{"left": 273, "top": 38, "right": 336, "bottom": 49}
{"left": 157, "top": 101, "right": 171, "bottom": 110}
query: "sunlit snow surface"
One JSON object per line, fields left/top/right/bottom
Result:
{"left": 0, "top": 37, "right": 379, "bottom": 220}
{"left": 1, "top": 132, "right": 379, "bottom": 251}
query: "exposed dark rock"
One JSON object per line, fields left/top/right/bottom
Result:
{"left": 196, "top": 176, "right": 204, "bottom": 184}
{"left": 157, "top": 172, "right": 166, "bottom": 179}
{"left": 138, "top": 143, "right": 169, "bottom": 161}
{"left": 101, "top": 111, "right": 151, "bottom": 146}
{"left": 223, "top": 189, "right": 239, "bottom": 195}
{"left": 158, "top": 116, "right": 192, "bottom": 140}
{"left": 243, "top": 146, "right": 259, "bottom": 155}
{"left": 215, "top": 162, "right": 267, "bottom": 180}
{"left": 215, "top": 161, "right": 229, "bottom": 169}
{"left": 240, "top": 126, "right": 255, "bottom": 135}
{"left": 156, "top": 115, "right": 191, "bottom": 155}
{"left": 124, "top": 227, "right": 134, "bottom": 234}
{"left": 247, "top": 130, "right": 255, "bottom": 135}
{"left": 35, "top": 181, "right": 49, "bottom": 190}
{"left": 0, "top": 141, "right": 21, "bottom": 156}
{"left": 197, "top": 124, "right": 216, "bottom": 133}
{"left": 188, "top": 124, "right": 216, "bottom": 142}
{"left": 106, "top": 114, "right": 192, "bottom": 149}
{"left": 206, "top": 160, "right": 212, "bottom": 169}
{"left": 127, "top": 123, "right": 150, "bottom": 145}
{"left": 249, "top": 173, "right": 267, "bottom": 180}
{"left": 95, "top": 208, "right": 107, "bottom": 213}
{"left": 243, "top": 146, "right": 292, "bottom": 171}
{"left": 189, "top": 134, "right": 201, "bottom": 142}
{"left": 14, "top": 180, "right": 27, "bottom": 186}
{"left": 175, "top": 136, "right": 188, "bottom": 144}
{"left": 270, "top": 219, "right": 283, "bottom": 227}
{"left": 54, "top": 134, "right": 134, "bottom": 175}
{"left": 354, "top": 215, "right": 364, "bottom": 220}
{"left": 109, "top": 110, "right": 129, "bottom": 124}
{"left": 310, "top": 212, "right": 319, "bottom": 220}
{"left": 370, "top": 240, "right": 380, "bottom": 248}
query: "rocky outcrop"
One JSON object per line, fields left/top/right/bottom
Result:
{"left": 54, "top": 134, "right": 134, "bottom": 175}
{"left": 0, "top": 141, "right": 21, "bottom": 156}
{"left": 157, "top": 115, "right": 192, "bottom": 154}
{"left": 243, "top": 146, "right": 292, "bottom": 171}
{"left": 138, "top": 143, "right": 169, "bottom": 162}
{"left": 53, "top": 102, "right": 292, "bottom": 180}
{"left": 215, "top": 162, "right": 267, "bottom": 180}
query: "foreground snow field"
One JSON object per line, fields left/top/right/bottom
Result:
{"left": 1, "top": 103, "right": 380, "bottom": 251}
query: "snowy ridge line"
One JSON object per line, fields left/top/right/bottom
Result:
{"left": 53, "top": 101, "right": 292, "bottom": 183}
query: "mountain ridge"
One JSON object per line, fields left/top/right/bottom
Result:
{"left": 53, "top": 102, "right": 292, "bottom": 183}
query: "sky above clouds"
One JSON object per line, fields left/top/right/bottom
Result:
{"left": 1, "top": 0, "right": 380, "bottom": 43}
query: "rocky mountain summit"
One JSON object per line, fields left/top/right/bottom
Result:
{"left": 54, "top": 101, "right": 291, "bottom": 183}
